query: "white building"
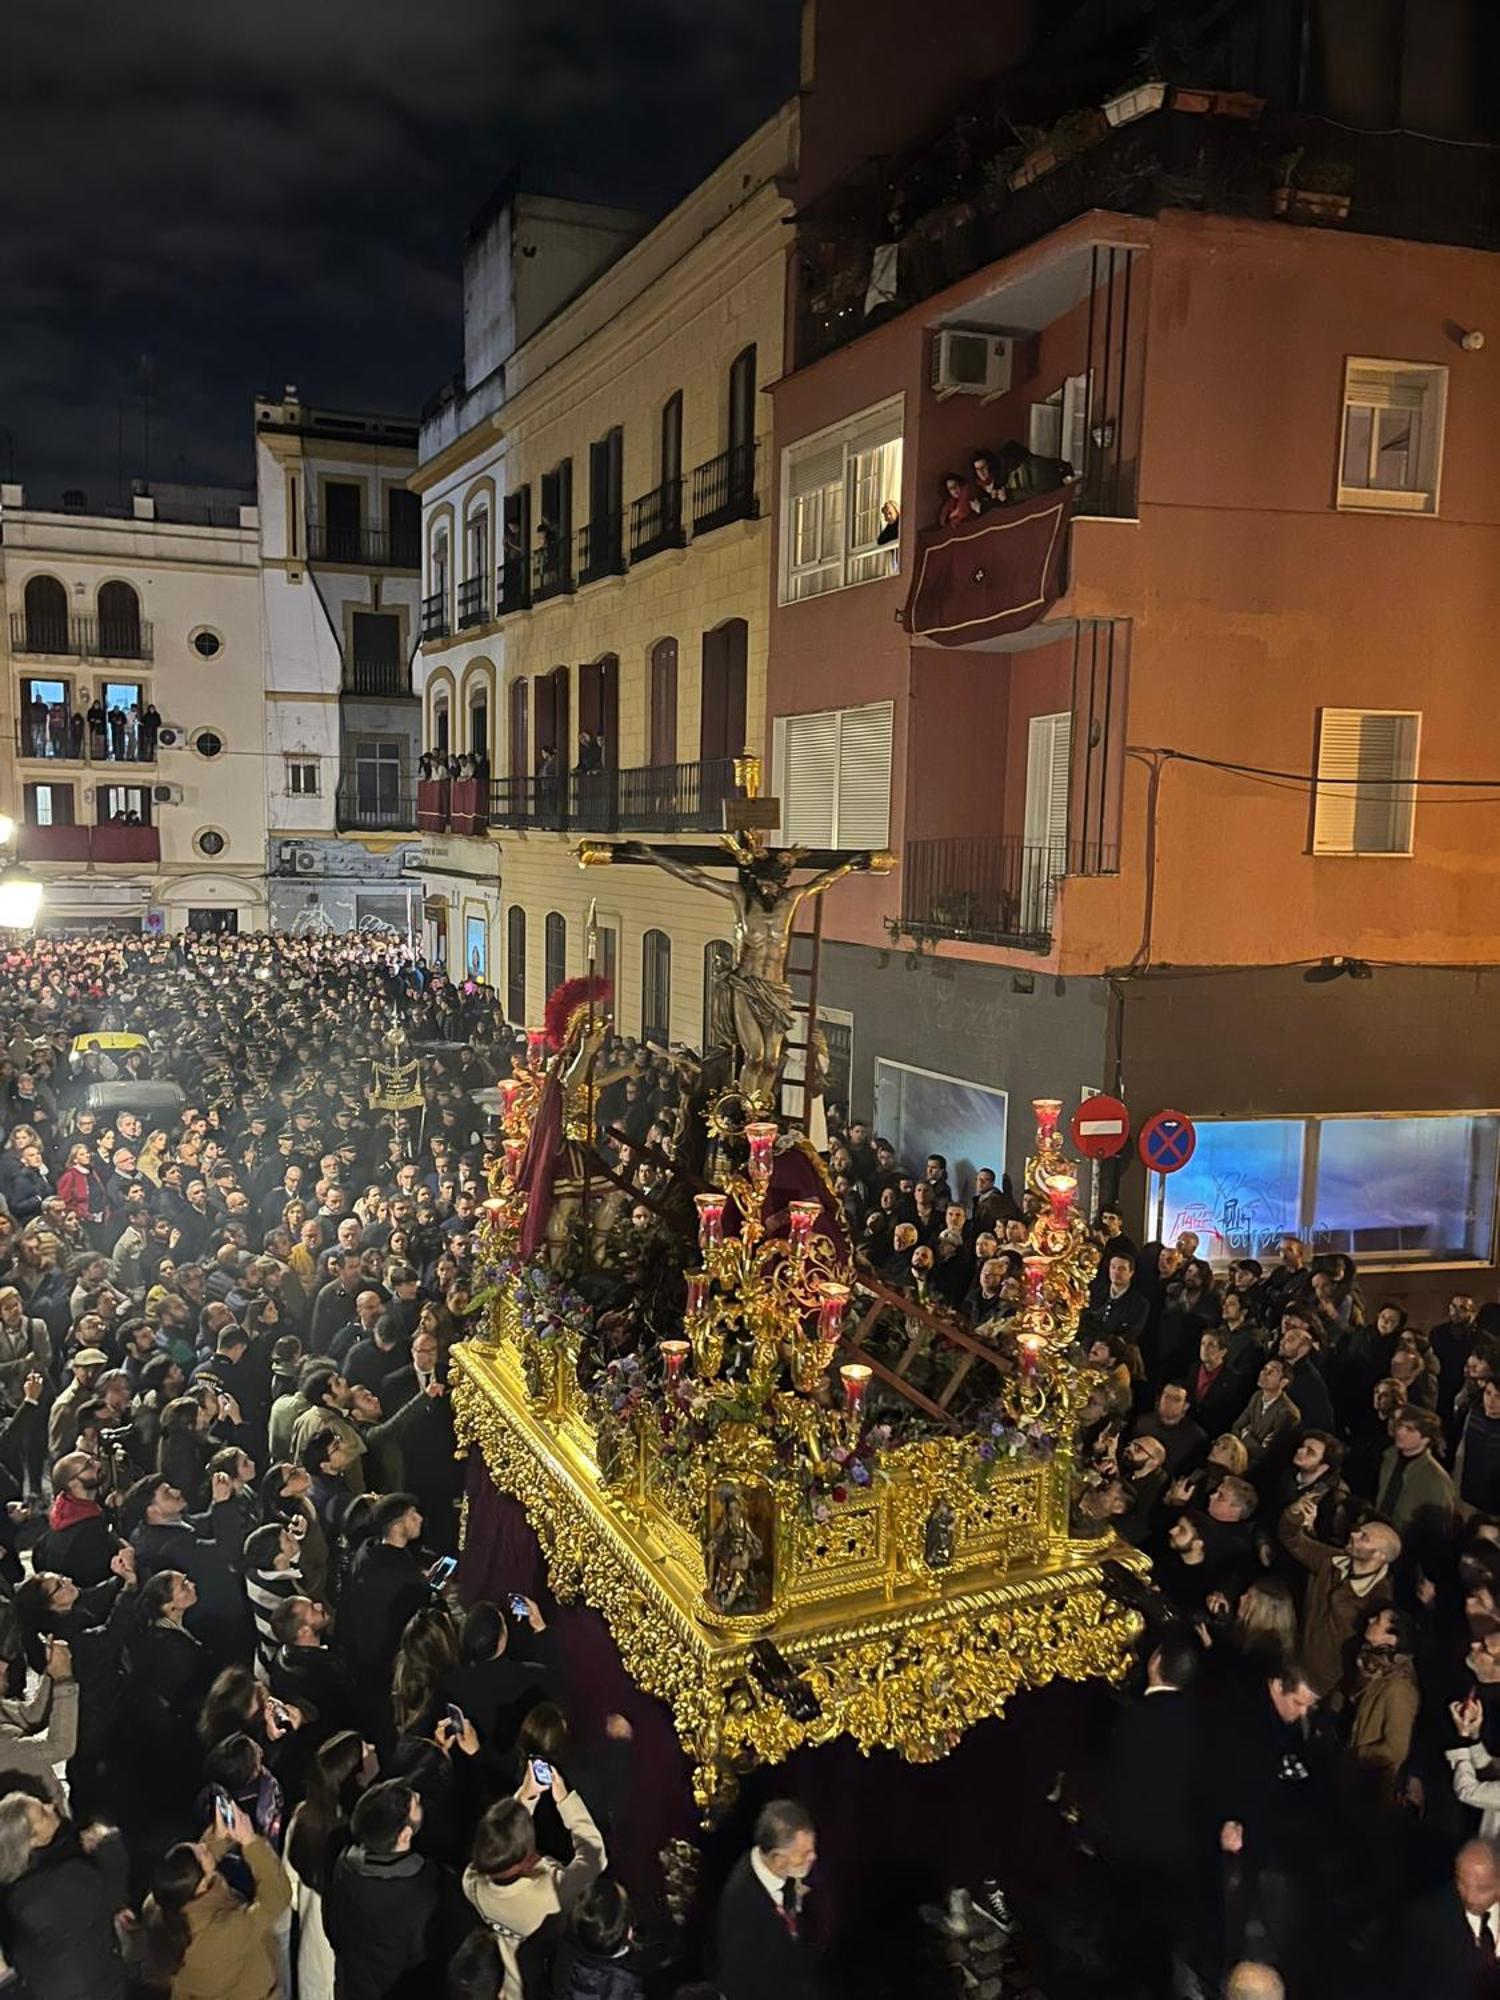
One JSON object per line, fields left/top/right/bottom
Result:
{"left": 0, "top": 481, "right": 269, "bottom": 933}
{"left": 254, "top": 395, "right": 424, "bottom": 936}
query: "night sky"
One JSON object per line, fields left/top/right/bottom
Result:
{"left": 2, "top": 0, "right": 801, "bottom": 505}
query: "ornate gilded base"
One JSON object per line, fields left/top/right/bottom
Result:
{"left": 452, "top": 1337, "right": 1147, "bottom": 1817}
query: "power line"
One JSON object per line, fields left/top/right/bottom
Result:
{"left": 1139, "top": 746, "right": 1500, "bottom": 801}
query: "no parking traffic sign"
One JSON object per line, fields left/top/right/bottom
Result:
{"left": 1138, "top": 1109, "right": 1197, "bottom": 1175}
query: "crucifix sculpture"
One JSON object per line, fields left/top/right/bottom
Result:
{"left": 579, "top": 813, "right": 895, "bottom": 1104}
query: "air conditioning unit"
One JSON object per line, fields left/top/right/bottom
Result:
{"left": 152, "top": 784, "right": 183, "bottom": 805}
{"left": 931, "top": 328, "right": 1015, "bottom": 400}
{"left": 294, "top": 850, "right": 318, "bottom": 874}
{"left": 155, "top": 724, "right": 186, "bottom": 748}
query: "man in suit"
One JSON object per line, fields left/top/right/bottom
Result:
{"left": 1097, "top": 1630, "right": 1207, "bottom": 1990}
{"left": 1403, "top": 1838, "right": 1500, "bottom": 1996}
{"left": 715, "top": 1797, "right": 822, "bottom": 2000}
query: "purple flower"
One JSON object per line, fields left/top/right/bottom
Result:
{"left": 849, "top": 1459, "right": 872, "bottom": 1487}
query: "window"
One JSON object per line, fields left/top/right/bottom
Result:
{"left": 433, "top": 697, "right": 450, "bottom": 759}
{"left": 23, "top": 783, "right": 73, "bottom": 827}
{"left": 782, "top": 398, "right": 903, "bottom": 601}
{"left": 1029, "top": 373, "right": 1090, "bottom": 476}
{"left": 1337, "top": 359, "right": 1446, "bottom": 514}
{"left": 19, "top": 677, "right": 70, "bottom": 760}
{"left": 195, "top": 828, "right": 227, "bottom": 857}
{"left": 469, "top": 691, "right": 489, "bottom": 766}
{"left": 287, "top": 759, "right": 319, "bottom": 797}
{"left": 505, "top": 906, "right": 527, "bottom": 1024}
{"left": 96, "top": 581, "right": 142, "bottom": 657}
{"left": 649, "top": 639, "right": 678, "bottom": 766}
{"left": 97, "top": 785, "right": 150, "bottom": 825}
{"left": 387, "top": 487, "right": 421, "bottom": 567}
{"left": 642, "top": 929, "right": 671, "bottom": 1045}
{"left": 596, "top": 922, "right": 618, "bottom": 996}
{"left": 192, "top": 730, "right": 224, "bottom": 760}
{"left": 1021, "top": 711, "right": 1072, "bottom": 932}
{"left": 350, "top": 612, "right": 403, "bottom": 696}
{"left": 774, "top": 700, "right": 893, "bottom": 847}
{"left": 544, "top": 911, "right": 567, "bottom": 995}
{"left": 1312, "top": 708, "right": 1419, "bottom": 856}
{"left": 323, "top": 481, "right": 363, "bottom": 561}
{"left": 703, "top": 939, "right": 733, "bottom": 1050}
{"left": 191, "top": 629, "right": 222, "bottom": 659}
{"left": 353, "top": 740, "right": 403, "bottom": 818}
{"left": 1152, "top": 1113, "right": 1500, "bottom": 1267}
{"left": 23, "top": 575, "right": 68, "bottom": 652}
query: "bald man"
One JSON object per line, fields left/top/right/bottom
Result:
{"left": 1277, "top": 1497, "right": 1399, "bottom": 1697}
{"left": 1403, "top": 1838, "right": 1500, "bottom": 1995}
{"left": 1225, "top": 1966, "right": 1284, "bottom": 2000}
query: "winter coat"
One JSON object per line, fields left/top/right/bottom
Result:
{"left": 0, "top": 1823, "right": 128, "bottom": 2000}
{"left": 169, "top": 1835, "right": 290, "bottom": 2000}
{"left": 464, "top": 1790, "right": 607, "bottom": 2000}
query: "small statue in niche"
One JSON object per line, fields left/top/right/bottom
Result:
{"left": 924, "top": 1497, "right": 957, "bottom": 1571}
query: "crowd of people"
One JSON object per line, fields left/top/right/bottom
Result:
{"left": 0, "top": 932, "right": 802, "bottom": 2000}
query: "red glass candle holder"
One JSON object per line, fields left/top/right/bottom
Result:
{"left": 660, "top": 1339, "right": 689, "bottom": 1385}
{"left": 839, "top": 1361, "right": 872, "bottom": 1416}
{"left": 818, "top": 1282, "right": 851, "bottom": 1342}
{"left": 1019, "top": 1334, "right": 1044, "bottom": 1382}
{"left": 498, "top": 1077, "right": 522, "bottom": 1118}
{"left": 1047, "top": 1171, "right": 1077, "bottom": 1226}
{"left": 525, "top": 1029, "right": 546, "bottom": 1067}
{"left": 503, "top": 1139, "right": 526, "bottom": 1182}
{"left": 1033, "top": 1097, "right": 1063, "bottom": 1140}
{"left": 1022, "top": 1255, "right": 1047, "bottom": 1309}
{"left": 481, "top": 1196, "right": 506, "bottom": 1226}
{"left": 684, "top": 1273, "right": 706, "bottom": 1318}
{"left": 788, "top": 1198, "right": 821, "bottom": 1249}
{"left": 744, "top": 1120, "right": 778, "bottom": 1188}
{"left": 694, "top": 1192, "right": 726, "bottom": 1250}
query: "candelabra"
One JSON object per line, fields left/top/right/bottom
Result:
{"left": 685, "top": 1115, "right": 853, "bottom": 1396}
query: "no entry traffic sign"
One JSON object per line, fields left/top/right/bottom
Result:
{"left": 1138, "top": 1109, "right": 1197, "bottom": 1175}
{"left": 1071, "top": 1095, "right": 1130, "bottom": 1160}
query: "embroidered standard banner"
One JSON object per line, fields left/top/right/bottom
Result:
{"left": 899, "top": 485, "right": 1072, "bottom": 644}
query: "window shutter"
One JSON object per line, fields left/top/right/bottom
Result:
{"left": 1345, "top": 363, "right": 1429, "bottom": 412}
{"left": 1029, "top": 395, "right": 1062, "bottom": 459}
{"left": 833, "top": 702, "right": 893, "bottom": 847}
{"left": 1313, "top": 709, "right": 1419, "bottom": 855}
{"left": 782, "top": 711, "right": 839, "bottom": 846}
{"left": 1063, "top": 373, "right": 1090, "bottom": 474}
{"left": 789, "top": 440, "right": 846, "bottom": 499}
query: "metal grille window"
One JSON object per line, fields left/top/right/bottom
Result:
{"left": 354, "top": 740, "right": 403, "bottom": 819}
{"left": 544, "top": 911, "right": 567, "bottom": 996}
{"left": 505, "top": 906, "right": 527, "bottom": 1025}
{"left": 1337, "top": 360, "right": 1446, "bottom": 515}
{"left": 1312, "top": 708, "right": 1420, "bottom": 856}
{"left": 287, "top": 760, "right": 319, "bottom": 797}
{"left": 782, "top": 399, "right": 903, "bottom": 602}
{"left": 773, "top": 701, "right": 893, "bottom": 848}
{"left": 642, "top": 929, "right": 671, "bottom": 1045}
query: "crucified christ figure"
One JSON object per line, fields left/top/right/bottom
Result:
{"left": 588, "top": 836, "right": 888, "bottom": 1103}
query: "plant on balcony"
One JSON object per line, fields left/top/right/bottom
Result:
{"left": 1272, "top": 149, "right": 1354, "bottom": 224}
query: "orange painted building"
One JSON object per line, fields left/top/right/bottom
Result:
{"left": 765, "top": 0, "right": 1500, "bottom": 1288}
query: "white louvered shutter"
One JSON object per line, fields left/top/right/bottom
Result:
{"left": 782, "top": 710, "right": 839, "bottom": 846}
{"left": 833, "top": 702, "right": 893, "bottom": 847}
{"left": 1313, "top": 709, "right": 1419, "bottom": 855}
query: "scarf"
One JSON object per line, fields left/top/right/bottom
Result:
{"left": 1356, "top": 1644, "right": 1412, "bottom": 1686}
{"left": 47, "top": 1492, "right": 101, "bottom": 1532}
{"left": 1331, "top": 1554, "right": 1389, "bottom": 1598}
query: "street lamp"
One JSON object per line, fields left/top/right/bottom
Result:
{"left": 0, "top": 819, "right": 43, "bottom": 930}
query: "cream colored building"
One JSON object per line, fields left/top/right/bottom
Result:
{"left": 0, "top": 482, "right": 268, "bottom": 932}
{"left": 414, "top": 106, "right": 796, "bottom": 1038}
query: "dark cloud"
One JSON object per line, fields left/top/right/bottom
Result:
{"left": 1, "top": 0, "right": 800, "bottom": 500}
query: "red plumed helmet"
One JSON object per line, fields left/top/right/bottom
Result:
{"left": 543, "top": 974, "right": 613, "bottom": 1050}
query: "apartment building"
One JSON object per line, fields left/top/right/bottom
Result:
{"left": 413, "top": 108, "right": 796, "bottom": 1036}
{"left": 254, "top": 395, "right": 424, "bottom": 935}
{"left": 0, "top": 481, "right": 267, "bottom": 932}
{"left": 765, "top": 0, "right": 1500, "bottom": 1286}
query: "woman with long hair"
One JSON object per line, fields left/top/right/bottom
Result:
{"left": 464, "top": 1763, "right": 607, "bottom": 2000}
{"left": 283, "top": 1730, "right": 374, "bottom": 2000}
{"left": 1230, "top": 1575, "right": 1299, "bottom": 1671}
{"left": 391, "top": 1601, "right": 461, "bottom": 1740}
{"left": 157, "top": 1389, "right": 216, "bottom": 1508}
{"left": 141, "top": 1798, "right": 290, "bottom": 2000}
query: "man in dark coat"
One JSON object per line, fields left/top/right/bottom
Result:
{"left": 715, "top": 1798, "right": 823, "bottom": 2000}
{"left": 339, "top": 1492, "right": 431, "bottom": 1705}
{"left": 324, "top": 1780, "right": 442, "bottom": 2000}
{"left": 1402, "top": 1838, "right": 1500, "bottom": 1997}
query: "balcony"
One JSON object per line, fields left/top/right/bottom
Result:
{"left": 457, "top": 574, "right": 491, "bottom": 629}
{"left": 92, "top": 823, "right": 160, "bottom": 864}
{"left": 628, "top": 479, "right": 685, "bottom": 563}
{"left": 691, "top": 441, "right": 759, "bottom": 535}
{"left": 577, "top": 515, "right": 626, "bottom": 586}
{"left": 14, "top": 723, "right": 155, "bottom": 766}
{"left": 335, "top": 775, "right": 416, "bottom": 832}
{"left": 497, "top": 560, "right": 531, "bottom": 616}
{"left": 901, "top": 836, "right": 1073, "bottom": 950}
{"left": 343, "top": 657, "right": 412, "bottom": 699}
{"left": 17, "top": 824, "right": 91, "bottom": 863}
{"left": 9, "top": 613, "right": 154, "bottom": 662}
{"left": 530, "top": 537, "right": 573, "bottom": 605}
{"left": 488, "top": 758, "right": 736, "bottom": 835}
{"left": 307, "top": 522, "right": 421, "bottom": 569}
{"left": 421, "top": 593, "right": 449, "bottom": 642}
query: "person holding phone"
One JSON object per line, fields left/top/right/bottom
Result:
{"left": 439, "top": 1599, "right": 557, "bottom": 1756}
{"left": 140, "top": 1797, "right": 290, "bottom": 2000}
{"left": 463, "top": 1761, "right": 607, "bottom": 1998}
